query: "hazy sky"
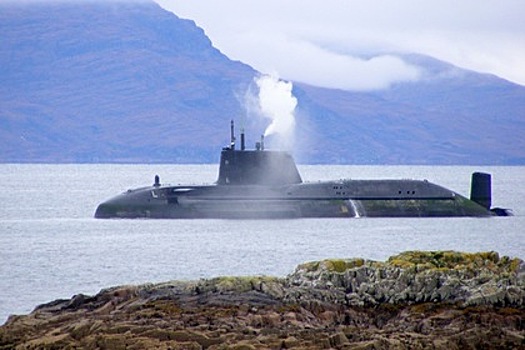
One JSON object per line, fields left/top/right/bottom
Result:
{"left": 155, "top": 0, "right": 525, "bottom": 90}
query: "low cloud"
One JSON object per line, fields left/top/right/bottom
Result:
{"left": 157, "top": 0, "right": 525, "bottom": 87}
{"left": 234, "top": 33, "right": 421, "bottom": 90}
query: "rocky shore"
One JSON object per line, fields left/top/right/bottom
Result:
{"left": 1, "top": 251, "right": 524, "bottom": 349}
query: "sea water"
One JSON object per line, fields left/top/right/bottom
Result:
{"left": 1, "top": 164, "right": 524, "bottom": 323}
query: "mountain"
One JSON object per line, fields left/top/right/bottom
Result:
{"left": 1, "top": 1, "right": 524, "bottom": 164}
{"left": 0, "top": 1, "right": 255, "bottom": 163}
{"left": 295, "top": 56, "right": 525, "bottom": 164}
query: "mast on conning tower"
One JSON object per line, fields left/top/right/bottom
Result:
{"left": 230, "top": 120, "right": 235, "bottom": 150}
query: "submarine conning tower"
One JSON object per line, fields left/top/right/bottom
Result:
{"left": 216, "top": 121, "right": 302, "bottom": 186}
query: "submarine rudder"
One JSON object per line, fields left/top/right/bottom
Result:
{"left": 470, "top": 172, "right": 513, "bottom": 216}
{"left": 470, "top": 172, "right": 491, "bottom": 210}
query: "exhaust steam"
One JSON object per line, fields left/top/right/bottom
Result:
{"left": 254, "top": 74, "right": 297, "bottom": 151}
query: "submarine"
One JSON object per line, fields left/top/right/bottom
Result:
{"left": 95, "top": 121, "right": 512, "bottom": 219}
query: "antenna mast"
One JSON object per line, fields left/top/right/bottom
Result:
{"left": 230, "top": 120, "right": 235, "bottom": 150}
{"left": 240, "top": 128, "right": 246, "bottom": 151}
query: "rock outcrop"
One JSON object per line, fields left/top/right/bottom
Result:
{"left": 286, "top": 250, "right": 525, "bottom": 307}
{"left": 1, "top": 251, "right": 524, "bottom": 349}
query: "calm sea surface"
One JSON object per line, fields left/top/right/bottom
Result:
{"left": 1, "top": 164, "right": 524, "bottom": 323}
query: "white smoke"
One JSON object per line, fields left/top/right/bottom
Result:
{"left": 255, "top": 74, "right": 297, "bottom": 150}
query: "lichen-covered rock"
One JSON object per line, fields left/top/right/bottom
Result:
{"left": 1, "top": 251, "right": 523, "bottom": 349}
{"left": 285, "top": 251, "right": 525, "bottom": 307}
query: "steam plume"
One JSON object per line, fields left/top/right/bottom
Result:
{"left": 255, "top": 74, "right": 297, "bottom": 150}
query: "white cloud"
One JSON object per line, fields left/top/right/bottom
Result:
{"left": 155, "top": 0, "right": 525, "bottom": 88}
{"left": 222, "top": 30, "right": 421, "bottom": 90}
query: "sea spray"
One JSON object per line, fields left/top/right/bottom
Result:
{"left": 255, "top": 74, "right": 297, "bottom": 151}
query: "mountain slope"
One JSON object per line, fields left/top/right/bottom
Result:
{"left": 291, "top": 53, "right": 525, "bottom": 164}
{"left": 1, "top": 1, "right": 524, "bottom": 164}
{"left": 0, "top": 1, "right": 255, "bottom": 163}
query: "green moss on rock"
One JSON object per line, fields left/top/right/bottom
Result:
{"left": 385, "top": 250, "right": 519, "bottom": 273}
{"left": 298, "top": 258, "right": 366, "bottom": 273}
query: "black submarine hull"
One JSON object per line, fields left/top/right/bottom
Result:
{"left": 94, "top": 179, "right": 496, "bottom": 219}
{"left": 95, "top": 122, "right": 511, "bottom": 219}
